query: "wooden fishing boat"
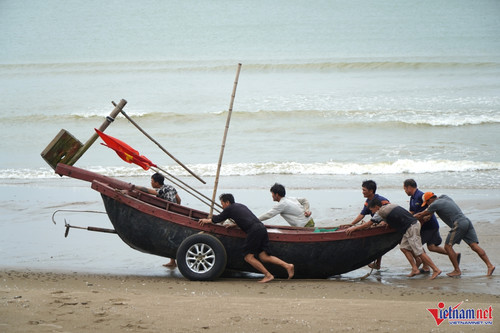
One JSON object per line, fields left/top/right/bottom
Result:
{"left": 55, "top": 163, "right": 404, "bottom": 280}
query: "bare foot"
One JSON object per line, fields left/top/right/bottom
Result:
{"left": 487, "top": 266, "right": 495, "bottom": 276}
{"left": 286, "top": 264, "right": 295, "bottom": 279}
{"left": 407, "top": 269, "right": 420, "bottom": 277}
{"left": 368, "top": 262, "right": 381, "bottom": 270}
{"left": 447, "top": 270, "right": 461, "bottom": 277}
{"left": 419, "top": 268, "right": 430, "bottom": 274}
{"left": 259, "top": 275, "right": 274, "bottom": 283}
{"left": 162, "top": 259, "right": 177, "bottom": 269}
{"left": 430, "top": 270, "right": 442, "bottom": 280}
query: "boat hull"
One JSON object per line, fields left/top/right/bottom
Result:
{"left": 101, "top": 192, "right": 403, "bottom": 279}
{"left": 55, "top": 163, "right": 404, "bottom": 279}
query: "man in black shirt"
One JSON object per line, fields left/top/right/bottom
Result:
{"left": 199, "top": 193, "right": 295, "bottom": 283}
{"left": 346, "top": 199, "right": 442, "bottom": 280}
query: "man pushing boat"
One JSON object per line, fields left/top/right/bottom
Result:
{"left": 346, "top": 199, "right": 442, "bottom": 280}
{"left": 199, "top": 193, "right": 295, "bottom": 283}
{"left": 414, "top": 192, "right": 495, "bottom": 277}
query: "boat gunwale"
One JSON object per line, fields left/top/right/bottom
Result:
{"left": 91, "top": 179, "right": 398, "bottom": 243}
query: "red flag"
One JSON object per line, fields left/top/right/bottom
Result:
{"left": 95, "top": 129, "right": 157, "bottom": 170}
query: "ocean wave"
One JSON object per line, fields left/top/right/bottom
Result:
{"left": 0, "top": 110, "right": 200, "bottom": 123}
{"left": 233, "top": 109, "right": 500, "bottom": 127}
{"left": 2, "top": 159, "right": 499, "bottom": 179}
{"left": 3, "top": 109, "right": 499, "bottom": 127}
{"left": 2, "top": 59, "right": 499, "bottom": 75}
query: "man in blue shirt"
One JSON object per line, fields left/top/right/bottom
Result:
{"left": 404, "top": 179, "right": 448, "bottom": 274}
{"left": 348, "top": 180, "right": 390, "bottom": 270}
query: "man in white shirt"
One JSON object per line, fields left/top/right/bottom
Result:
{"left": 258, "top": 183, "right": 314, "bottom": 227}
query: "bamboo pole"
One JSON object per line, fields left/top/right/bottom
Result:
{"left": 67, "top": 99, "right": 127, "bottom": 165}
{"left": 209, "top": 63, "right": 242, "bottom": 216}
{"left": 112, "top": 102, "right": 206, "bottom": 184}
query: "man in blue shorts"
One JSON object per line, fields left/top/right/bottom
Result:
{"left": 403, "top": 179, "right": 448, "bottom": 273}
{"left": 348, "top": 180, "right": 390, "bottom": 269}
{"left": 415, "top": 192, "right": 495, "bottom": 277}
{"left": 199, "top": 193, "right": 295, "bottom": 283}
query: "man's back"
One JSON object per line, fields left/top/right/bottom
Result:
{"left": 427, "top": 195, "right": 466, "bottom": 228}
{"left": 259, "top": 197, "right": 309, "bottom": 227}
{"left": 374, "top": 204, "right": 416, "bottom": 233}
{"left": 213, "top": 202, "right": 262, "bottom": 233}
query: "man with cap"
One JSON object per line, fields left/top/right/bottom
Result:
{"left": 414, "top": 192, "right": 495, "bottom": 277}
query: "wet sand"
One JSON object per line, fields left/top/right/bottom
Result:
{"left": 1, "top": 269, "right": 499, "bottom": 332}
{"left": 1, "top": 178, "right": 500, "bottom": 331}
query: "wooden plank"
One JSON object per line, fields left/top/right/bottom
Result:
{"left": 40, "top": 129, "right": 83, "bottom": 170}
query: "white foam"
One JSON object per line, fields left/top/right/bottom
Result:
{"left": 2, "top": 159, "right": 498, "bottom": 179}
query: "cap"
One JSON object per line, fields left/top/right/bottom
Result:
{"left": 421, "top": 192, "right": 436, "bottom": 207}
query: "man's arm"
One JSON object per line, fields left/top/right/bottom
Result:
{"left": 136, "top": 186, "right": 157, "bottom": 195}
{"left": 349, "top": 214, "right": 364, "bottom": 226}
{"left": 414, "top": 209, "right": 432, "bottom": 220}
{"left": 258, "top": 202, "right": 283, "bottom": 221}
{"left": 198, "top": 218, "right": 212, "bottom": 225}
{"left": 297, "top": 198, "right": 312, "bottom": 217}
{"left": 345, "top": 220, "right": 374, "bottom": 235}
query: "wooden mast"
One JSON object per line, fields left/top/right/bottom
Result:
{"left": 209, "top": 63, "right": 242, "bottom": 216}
{"left": 67, "top": 99, "right": 128, "bottom": 165}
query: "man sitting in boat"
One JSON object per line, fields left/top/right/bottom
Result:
{"left": 346, "top": 199, "right": 442, "bottom": 280}
{"left": 199, "top": 193, "right": 295, "bottom": 283}
{"left": 137, "top": 172, "right": 181, "bottom": 268}
{"left": 258, "top": 183, "right": 314, "bottom": 227}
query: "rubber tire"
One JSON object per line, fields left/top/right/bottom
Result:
{"left": 176, "top": 233, "right": 227, "bottom": 281}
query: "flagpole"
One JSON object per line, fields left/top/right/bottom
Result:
{"left": 67, "top": 99, "right": 127, "bottom": 165}
{"left": 112, "top": 102, "right": 206, "bottom": 184}
{"left": 209, "top": 63, "right": 242, "bottom": 217}
{"left": 95, "top": 127, "right": 220, "bottom": 210}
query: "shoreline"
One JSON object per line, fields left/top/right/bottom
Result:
{"left": 1, "top": 269, "right": 499, "bottom": 332}
{"left": 2, "top": 176, "right": 500, "bottom": 331}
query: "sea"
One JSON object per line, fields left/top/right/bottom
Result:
{"left": 1, "top": 1, "right": 500, "bottom": 290}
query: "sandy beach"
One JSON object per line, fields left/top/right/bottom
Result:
{"left": 1, "top": 269, "right": 498, "bottom": 332}
{"left": 2, "top": 181, "right": 500, "bottom": 332}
